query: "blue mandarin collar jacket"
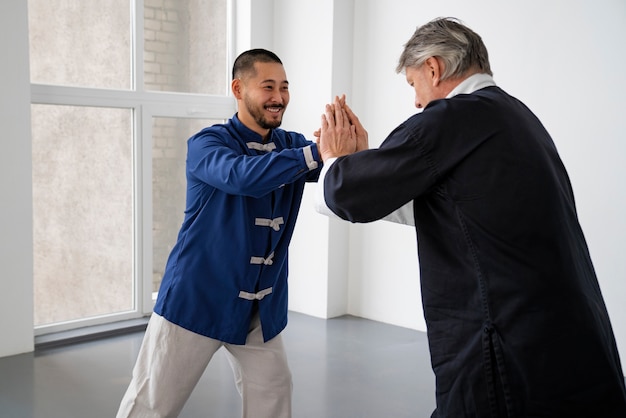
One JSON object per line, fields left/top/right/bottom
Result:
{"left": 154, "top": 114, "right": 321, "bottom": 344}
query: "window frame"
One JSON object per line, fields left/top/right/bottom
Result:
{"left": 31, "top": 0, "right": 237, "bottom": 336}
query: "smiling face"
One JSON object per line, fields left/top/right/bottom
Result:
{"left": 232, "top": 61, "right": 290, "bottom": 138}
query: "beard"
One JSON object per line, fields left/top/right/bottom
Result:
{"left": 243, "top": 94, "right": 285, "bottom": 130}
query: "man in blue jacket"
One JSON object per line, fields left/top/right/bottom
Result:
{"left": 117, "top": 49, "right": 322, "bottom": 418}
{"left": 316, "top": 17, "right": 626, "bottom": 418}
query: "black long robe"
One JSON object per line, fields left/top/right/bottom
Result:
{"left": 323, "top": 86, "right": 626, "bottom": 417}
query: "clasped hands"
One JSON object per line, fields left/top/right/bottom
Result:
{"left": 315, "top": 95, "right": 368, "bottom": 162}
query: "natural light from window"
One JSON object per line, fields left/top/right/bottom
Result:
{"left": 28, "top": 0, "right": 230, "bottom": 330}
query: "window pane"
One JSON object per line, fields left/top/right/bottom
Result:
{"left": 32, "top": 105, "right": 134, "bottom": 326}
{"left": 152, "top": 118, "right": 221, "bottom": 293}
{"left": 144, "top": 0, "right": 228, "bottom": 95}
{"left": 28, "top": 0, "right": 131, "bottom": 89}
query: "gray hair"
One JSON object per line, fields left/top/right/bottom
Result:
{"left": 396, "top": 17, "right": 493, "bottom": 79}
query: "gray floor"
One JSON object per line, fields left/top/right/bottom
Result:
{"left": 0, "top": 312, "right": 436, "bottom": 418}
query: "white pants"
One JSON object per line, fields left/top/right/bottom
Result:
{"left": 116, "top": 313, "right": 292, "bottom": 418}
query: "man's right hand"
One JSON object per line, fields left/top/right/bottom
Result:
{"left": 318, "top": 97, "right": 357, "bottom": 162}
{"left": 343, "top": 102, "right": 368, "bottom": 152}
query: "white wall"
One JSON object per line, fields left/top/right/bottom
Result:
{"left": 274, "top": 0, "right": 355, "bottom": 318}
{"left": 0, "top": 0, "right": 34, "bottom": 357}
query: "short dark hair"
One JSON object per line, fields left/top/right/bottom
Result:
{"left": 232, "top": 49, "right": 283, "bottom": 80}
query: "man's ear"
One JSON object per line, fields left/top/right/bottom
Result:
{"left": 425, "top": 57, "right": 442, "bottom": 87}
{"left": 232, "top": 78, "right": 243, "bottom": 99}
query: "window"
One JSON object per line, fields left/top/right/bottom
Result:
{"left": 31, "top": 105, "right": 134, "bottom": 326}
{"left": 28, "top": 0, "right": 235, "bottom": 333}
{"left": 29, "top": 0, "right": 131, "bottom": 90}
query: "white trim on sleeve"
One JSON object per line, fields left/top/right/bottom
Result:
{"left": 302, "top": 145, "right": 319, "bottom": 170}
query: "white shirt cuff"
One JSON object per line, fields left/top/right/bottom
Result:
{"left": 314, "top": 157, "right": 340, "bottom": 218}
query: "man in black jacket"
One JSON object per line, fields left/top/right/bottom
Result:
{"left": 316, "top": 17, "right": 626, "bottom": 418}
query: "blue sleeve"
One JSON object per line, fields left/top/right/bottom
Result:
{"left": 187, "top": 132, "right": 321, "bottom": 198}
